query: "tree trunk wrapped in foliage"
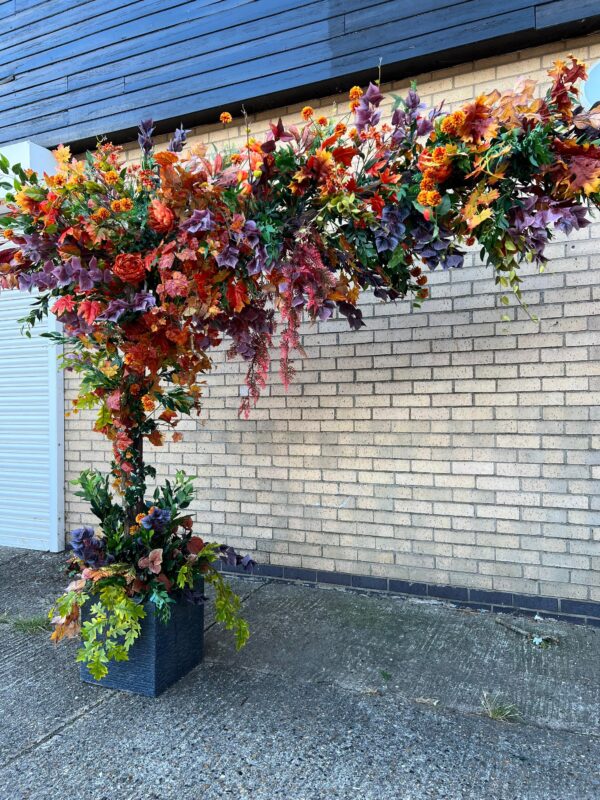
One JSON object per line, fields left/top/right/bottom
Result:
{"left": 0, "top": 57, "right": 598, "bottom": 678}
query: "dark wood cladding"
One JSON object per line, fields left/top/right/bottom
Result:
{"left": 2, "top": 0, "right": 599, "bottom": 150}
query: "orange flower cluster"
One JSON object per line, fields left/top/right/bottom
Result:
{"left": 417, "top": 145, "right": 456, "bottom": 207}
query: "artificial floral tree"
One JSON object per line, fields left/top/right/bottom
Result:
{"left": 0, "top": 56, "right": 599, "bottom": 680}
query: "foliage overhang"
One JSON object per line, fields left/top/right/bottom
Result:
{"left": 0, "top": 56, "right": 598, "bottom": 678}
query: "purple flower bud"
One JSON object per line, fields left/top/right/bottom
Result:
{"left": 138, "top": 118, "right": 155, "bottom": 154}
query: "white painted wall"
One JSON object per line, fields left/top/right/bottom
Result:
{"left": 0, "top": 141, "right": 64, "bottom": 551}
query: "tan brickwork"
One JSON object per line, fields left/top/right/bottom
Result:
{"left": 65, "top": 32, "right": 600, "bottom": 603}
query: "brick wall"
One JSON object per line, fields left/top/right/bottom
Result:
{"left": 65, "top": 32, "right": 600, "bottom": 606}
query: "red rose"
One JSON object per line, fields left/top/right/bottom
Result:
{"left": 148, "top": 200, "right": 175, "bottom": 234}
{"left": 113, "top": 253, "right": 146, "bottom": 283}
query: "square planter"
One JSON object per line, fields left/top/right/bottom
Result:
{"left": 80, "top": 582, "right": 204, "bottom": 697}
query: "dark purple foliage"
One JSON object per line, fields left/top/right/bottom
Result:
{"left": 354, "top": 82, "right": 384, "bottom": 132}
{"left": 374, "top": 206, "right": 408, "bottom": 253}
{"left": 215, "top": 245, "right": 239, "bottom": 269}
{"left": 168, "top": 124, "right": 191, "bottom": 153}
{"left": 218, "top": 545, "right": 256, "bottom": 572}
{"left": 180, "top": 208, "right": 215, "bottom": 234}
{"left": 337, "top": 300, "right": 365, "bottom": 330}
{"left": 140, "top": 507, "right": 171, "bottom": 533}
{"left": 138, "top": 118, "right": 155, "bottom": 154}
{"left": 411, "top": 218, "right": 464, "bottom": 270}
{"left": 70, "top": 526, "right": 109, "bottom": 568}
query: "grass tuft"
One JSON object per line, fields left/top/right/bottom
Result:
{"left": 11, "top": 615, "right": 52, "bottom": 634}
{"left": 481, "top": 691, "right": 521, "bottom": 723}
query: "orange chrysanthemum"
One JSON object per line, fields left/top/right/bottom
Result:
{"left": 440, "top": 109, "right": 466, "bottom": 136}
{"left": 349, "top": 86, "right": 363, "bottom": 101}
{"left": 92, "top": 207, "right": 110, "bottom": 222}
{"left": 317, "top": 116, "right": 328, "bottom": 126}
{"left": 419, "top": 173, "right": 437, "bottom": 191}
{"left": 301, "top": 106, "right": 314, "bottom": 121}
{"left": 220, "top": 111, "right": 233, "bottom": 125}
{"left": 417, "top": 190, "right": 442, "bottom": 207}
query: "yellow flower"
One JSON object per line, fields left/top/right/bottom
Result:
{"left": 219, "top": 111, "right": 233, "bottom": 125}
{"left": 100, "top": 362, "right": 119, "bottom": 378}
{"left": 53, "top": 144, "right": 71, "bottom": 165}
{"left": 3, "top": 228, "right": 13, "bottom": 239}
{"left": 104, "top": 170, "right": 119, "bottom": 185}
{"left": 349, "top": 85, "right": 363, "bottom": 100}
{"left": 119, "top": 197, "right": 133, "bottom": 211}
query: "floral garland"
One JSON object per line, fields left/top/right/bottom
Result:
{"left": 0, "top": 56, "right": 598, "bottom": 678}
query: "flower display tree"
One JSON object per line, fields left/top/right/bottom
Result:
{"left": 0, "top": 57, "right": 598, "bottom": 688}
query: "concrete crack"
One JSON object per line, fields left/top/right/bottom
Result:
{"left": 0, "top": 693, "right": 114, "bottom": 770}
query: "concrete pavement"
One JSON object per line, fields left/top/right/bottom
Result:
{"left": 0, "top": 547, "right": 598, "bottom": 799}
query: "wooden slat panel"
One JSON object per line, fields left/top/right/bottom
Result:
{"left": 0, "top": 0, "right": 190, "bottom": 62}
{"left": 0, "top": 0, "right": 595, "bottom": 149}
{"left": 5, "top": 7, "right": 536, "bottom": 147}
{"left": 0, "top": 0, "right": 529, "bottom": 134}
{"left": 535, "top": 0, "right": 600, "bottom": 29}
{"left": 0, "top": 0, "right": 335, "bottom": 109}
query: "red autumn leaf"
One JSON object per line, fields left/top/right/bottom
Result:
{"left": 332, "top": 146, "right": 359, "bottom": 167}
{"left": 78, "top": 299, "right": 102, "bottom": 325}
{"left": 568, "top": 155, "right": 600, "bottom": 195}
{"left": 156, "top": 572, "right": 173, "bottom": 592}
{"left": 226, "top": 280, "right": 249, "bottom": 313}
{"left": 321, "top": 132, "right": 341, "bottom": 148}
{"left": 186, "top": 536, "right": 205, "bottom": 555}
{"left": 147, "top": 429, "right": 164, "bottom": 446}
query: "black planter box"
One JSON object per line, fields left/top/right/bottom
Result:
{"left": 80, "top": 583, "right": 204, "bottom": 697}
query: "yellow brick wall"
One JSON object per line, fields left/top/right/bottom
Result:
{"left": 65, "top": 32, "right": 600, "bottom": 603}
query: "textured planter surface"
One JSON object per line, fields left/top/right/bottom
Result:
{"left": 80, "top": 582, "right": 204, "bottom": 697}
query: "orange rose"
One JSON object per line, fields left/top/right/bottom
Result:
{"left": 113, "top": 253, "right": 146, "bottom": 283}
{"left": 148, "top": 199, "right": 175, "bottom": 234}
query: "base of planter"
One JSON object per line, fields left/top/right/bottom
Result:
{"left": 80, "top": 589, "right": 205, "bottom": 697}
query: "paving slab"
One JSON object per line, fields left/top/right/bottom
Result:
{"left": 205, "top": 581, "right": 600, "bottom": 736}
{"left": 0, "top": 550, "right": 598, "bottom": 800}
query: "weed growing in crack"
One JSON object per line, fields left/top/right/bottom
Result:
{"left": 481, "top": 691, "right": 521, "bottom": 723}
